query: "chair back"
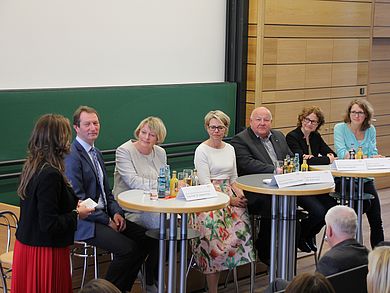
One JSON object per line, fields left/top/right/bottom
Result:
{"left": 0, "top": 211, "right": 19, "bottom": 253}
{"left": 327, "top": 264, "right": 368, "bottom": 293}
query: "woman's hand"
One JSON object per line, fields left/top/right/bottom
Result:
{"left": 371, "top": 154, "right": 385, "bottom": 158}
{"left": 303, "top": 154, "right": 314, "bottom": 160}
{"left": 230, "top": 196, "right": 247, "bottom": 208}
{"left": 327, "top": 153, "right": 336, "bottom": 163}
{"left": 76, "top": 201, "right": 95, "bottom": 220}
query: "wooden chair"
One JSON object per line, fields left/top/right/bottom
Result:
{"left": 0, "top": 211, "right": 19, "bottom": 293}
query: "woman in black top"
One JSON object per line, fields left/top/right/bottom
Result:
{"left": 12, "top": 114, "right": 93, "bottom": 293}
{"left": 286, "top": 106, "right": 337, "bottom": 253}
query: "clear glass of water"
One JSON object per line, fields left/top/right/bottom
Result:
{"left": 273, "top": 160, "right": 284, "bottom": 174}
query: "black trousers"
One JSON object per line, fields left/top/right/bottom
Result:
{"left": 297, "top": 194, "right": 337, "bottom": 240}
{"left": 336, "top": 179, "right": 384, "bottom": 248}
{"left": 86, "top": 219, "right": 155, "bottom": 292}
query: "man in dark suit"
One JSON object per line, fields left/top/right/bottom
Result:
{"left": 316, "top": 205, "right": 369, "bottom": 276}
{"left": 65, "top": 105, "right": 151, "bottom": 292}
{"left": 230, "top": 106, "right": 293, "bottom": 264}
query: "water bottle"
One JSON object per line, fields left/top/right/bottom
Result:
{"left": 165, "top": 165, "right": 171, "bottom": 196}
{"left": 157, "top": 167, "right": 166, "bottom": 198}
{"left": 294, "top": 153, "right": 300, "bottom": 172}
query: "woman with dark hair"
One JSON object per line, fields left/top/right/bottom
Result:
{"left": 334, "top": 99, "right": 384, "bottom": 248}
{"left": 285, "top": 272, "right": 335, "bottom": 293}
{"left": 12, "top": 114, "right": 93, "bottom": 293}
{"left": 79, "top": 279, "right": 121, "bottom": 293}
{"left": 286, "top": 106, "right": 337, "bottom": 253}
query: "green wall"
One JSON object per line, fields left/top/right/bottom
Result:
{"left": 0, "top": 82, "right": 237, "bottom": 205}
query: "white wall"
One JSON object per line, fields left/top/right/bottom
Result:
{"left": 0, "top": 0, "right": 226, "bottom": 89}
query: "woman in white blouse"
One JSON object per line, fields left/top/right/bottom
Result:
{"left": 190, "top": 110, "right": 255, "bottom": 293}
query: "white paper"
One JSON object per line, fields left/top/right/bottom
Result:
{"left": 365, "top": 158, "right": 390, "bottom": 170}
{"left": 273, "top": 171, "right": 334, "bottom": 188}
{"left": 333, "top": 159, "right": 367, "bottom": 171}
{"left": 80, "top": 198, "right": 98, "bottom": 209}
{"left": 176, "top": 183, "right": 217, "bottom": 201}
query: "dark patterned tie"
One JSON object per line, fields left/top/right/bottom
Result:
{"left": 90, "top": 147, "right": 107, "bottom": 209}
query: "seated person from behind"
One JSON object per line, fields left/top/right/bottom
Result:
{"left": 285, "top": 272, "right": 335, "bottom": 293}
{"left": 316, "top": 205, "right": 369, "bottom": 276}
{"left": 367, "top": 246, "right": 390, "bottom": 293}
{"left": 286, "top": 106, "right": 337, "bottom": 253}
{"left": 79, "top": 278, "right": 121, "bottom": 293}
{"left": 65, "top": 105, "right": 152, "bottom": 292}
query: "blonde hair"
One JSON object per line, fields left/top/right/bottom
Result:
{"left": 204, "top": 110, "right": 230, "bottom": 136}
{"left": 367, "top": 246, "right": 390, "bottom": 293}
{"left": 134, "top": 116, "right": 167, "bottom": 144}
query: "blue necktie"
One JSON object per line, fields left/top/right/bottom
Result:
{"left": 90, "top": 147, "right": 107, "bottom": 209}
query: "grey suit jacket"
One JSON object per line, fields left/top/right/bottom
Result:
{"left": 316, "top": 238, "right": 369, "bottom": 276}
{"left": 230, "top": 127, "right": 293, "bottom": 176}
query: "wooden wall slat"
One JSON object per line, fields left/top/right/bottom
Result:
{"left": 329, "top": 97, "right": 357, "bottom": 122}
{"left": 370, "top": 93, "right": 390, "bottom": 116}
{"left": 248, "top": 38, "right": 257, "bottom": 64}
{"left": 373, "top": 27, "right": 390, "bottom": 38}
{"left": 370, "top": 82, "right": 390, "bottom": 94}
{"left": 374, "top": 3, "right": 390, "bottom": 26}
{"left": 370, "top": 61, "right": 390, "bottom": 83}
{"left": 372, "top": 39, "right": 390, "bottom": 60}
{"left": 331, "top": 62, "right": 369, "bottom": 86}
{"left": 265, "top": 0, "right": 372, "bottom": 26}
{"left": 377, "top": 135, "right": 390, "bottom": 156}
{"left": 264, "top": 25, "right": 371, "bottom": 38}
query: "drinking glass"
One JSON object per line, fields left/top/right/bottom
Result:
{"left": 273, "top": 160, "right": 284, "bottom": 174}
{"left": 177, "top": 172, "right": 186, "bottom": 189}
{"left": 142, "top": 177, "right": 154, "bottom": 199}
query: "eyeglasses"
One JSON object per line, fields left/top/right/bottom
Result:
{"left": 303, "top": 117, "right": 319, "bottom": 125}
{"left": 350, "top": 111, "right": 365, "bottom": 117}
{"left": 208, "top": 125, "right": 225, "bottom": 131}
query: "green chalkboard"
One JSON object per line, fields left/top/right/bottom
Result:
{"left": 0, "top": 82, "right": 236, "bottom": 160}
{"left": 0, "top": 82, "right": 236, "bottom": 205}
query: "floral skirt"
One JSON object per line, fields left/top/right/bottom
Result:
{"left": 11, "top": 240, "right": 73, "bottom": 293}
{"left": 189, "top": 179, "right": 255, "bottom": 273}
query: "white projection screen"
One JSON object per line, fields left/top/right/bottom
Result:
{"left": 0, "top": 0, "right": 226, "bottom": 89}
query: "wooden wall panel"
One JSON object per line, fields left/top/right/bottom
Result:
{"left": 370, "top": 93, "right": 390, "bottom": 116}
{"left": 265, "top": 0, "right": 372, "bottom": 26}
{"left": 247, "top": 64, "right": 256, "bottom": 91}
{"left": 248, "top": 37, "right": 257, "bottom": 64}
{"left": 374, "top": 3, "right": 390, "bottom": 26}
{"left": 332, "top": 63, "right": 368, "bottom": 86}
{"left": 370, "top": 61, "right": 390, "bottom": 83}
{"left": 329, "top": 98, "right": 356, "bottom": 122}
{"left": 375, "top": 115, "right": 390, "bottom": 126}
{"left": 371, "top": 82, "right": 390, "bottom": 94}
{"left": 333, "top": 39, "right": 369, "bottom": 62}
{"left": 376, "top": 136, "right": 390, "bottom": 156}
{"left": 372, "top": 39, "right": 390, "bottom": 60}
{"left": 264, "top": 25, "right": 370, "bottom": 38}
{"left": 373, "top": 27, "right": 390, "bottom": 38}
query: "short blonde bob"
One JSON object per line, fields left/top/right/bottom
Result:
{"left": 134, "top": 116, "right": 167, "bottom": 144}
{"left": 204, "top": 110, "right": 230, "bottom": 137}
{"left": 367, "top": 246, "right": 390, "bottom": 293}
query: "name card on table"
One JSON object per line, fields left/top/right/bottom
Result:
{"left": 332, "top": 158, "right": 390, "bottom": 171}
{"left": 176, "top": 183, "right": 218, "bottom": 201}
{"left": 265, "top": 171, "right": 334, "bottom": 188}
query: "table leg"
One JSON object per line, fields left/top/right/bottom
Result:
{"left": 269, "top": 194, "right": 278, "bottom": 283}
{"left": 158, "top": 213, "right": 167, "bottom": 293}
{"left": 287, "top": 196, "right": 297, "bottom": 281}
{"left": 356, "top": 178, "right": 364, "bottom": 243}
{"left": 167, "top": 214, "right": 178, "bottom": 293}
{"left": 341, "top": 177, "right": 346, "bottom": 205}
{"left": 280, "top": 195, "right": 289, "bottom": 280}
{"left": 349, "top": 178, "right": 355, "bottom": 209}
{"left": 179, "top": 213, "right": 188, "bottom": 293}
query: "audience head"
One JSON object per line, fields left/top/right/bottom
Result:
{"left": 18, "top": 114, "right": 72, "bottom": 199}
{"left": 249, "top": 107, "right": 273, "bottom": 139}
{"left": 325, "top": 205, "right": 357, "bottom": 247}
{"left": 78, "top": 278, "right": 121, "bottom": 293}
{"left": 297, "top": 106, "right": 325, "bottom": 131}
{"left": 367, "top": 246, "right": 390, "bottom": 293}
{"left": 285, "top": 272, "right": 335, "bottom": 293}
{"left": 73, "top": 105, "right": 100, "bottom": 145}
{"left": 204, "top": 110, "right": 230, "bottom": 138}
{"left": 343, "top": 99, "right": 374, "bottom": 131}
{"left": 134, "top": 116, "right": 167, "bottom": 144}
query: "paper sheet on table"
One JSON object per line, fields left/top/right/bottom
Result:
{"left": 365, "top": 158, "right": 390, "bottom": 169}
{"left": 270, "top": 171, "right": 334, "bottom": 188}
{"left": 176, "top": 183, "right": 217, "bottom": 201}
{"left": 332, "top": 158, "right": 390, "bottom": 171}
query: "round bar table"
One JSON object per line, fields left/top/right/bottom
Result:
{"left": 236, "top": 174, "right": 334, "bottom": 283}
{"left": 118, "top": 190, "right": 230, "bottom": 293}
{"left": 310, "top": 165, "right": 390, "bottom": 243}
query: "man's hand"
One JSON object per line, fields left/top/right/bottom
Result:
{"left": 113, "top": 213, "right": 126, "bottom": 232}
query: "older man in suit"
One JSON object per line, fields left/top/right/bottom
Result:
{"left": 65, "top": 105, "right": 151, "bottom": 293}
{"left": 230, "top": 107, "right": 293, "bottom": 264}
{"left": 316, "top": 205, "right": 369, "bottom": 276}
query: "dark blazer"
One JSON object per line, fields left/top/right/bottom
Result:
{"left": 16, "top": 165, "right": 78, "bottom": 247}
{"left": 65, "top": 139, "right": 124, "bottom": 241}
{"left": 316, "top": 238, "right": 369, "bottom": 276}
{"left": 230, "top": 127, "right": 293, "bottom": 176}
{"left": 286, "top": 127, "right": 336, "bottom": 165}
